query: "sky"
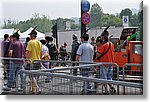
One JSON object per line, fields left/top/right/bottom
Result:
{"left": 0, "top": 0, "right": 142, "bottom": 25}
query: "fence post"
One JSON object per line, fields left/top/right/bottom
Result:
{"left": 69, "top": 69, "right": 73, "bottom": 95}
{"left": 123, "top": 64, "right": 125, "bottom": 95}
{"left": 117, "top": 64, "right": 119, "bottom": 95}
{"left": 69, "top": 78, "right": 73, "bottom": 95}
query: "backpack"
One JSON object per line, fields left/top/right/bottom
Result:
{"left": 74, "top": 41, "right": 80, "bottom": 50}
{"left": 42, "top": 52, "right": 51, "bottom": 60}
{"left": 71, "top": 41, "right": 80, "bottom": 60}
{"left": 46, "top": 43, "right": 58, "bottom": 56}
{"left": 60, "top": 46, "right": 67, "bottom": 56}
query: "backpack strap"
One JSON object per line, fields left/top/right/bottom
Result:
{"left": 97, "top": 42, "right": 111, "bottom": 60}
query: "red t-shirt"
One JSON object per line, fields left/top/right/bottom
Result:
{"left": 97, "top": 42, "right": 114, "bottom": 62}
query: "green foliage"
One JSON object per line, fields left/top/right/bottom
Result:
{"left": 89, "top": 3, "right": 103, "bottom": 28}
{"left": 2, "top": 6, "right": 142, "bottom": 32}
{"left": 120, "top": 8, "right": 132, "bottom": 19}
{"left": 138, "top": 10, "right": 143, "bottom": 40}
{"left": 51, "top": 18, "right": 77, "bottom": 31}
{"left": 120, "top": 8, "right": 142, "bottom": 27}
{"left": 102, "top": 14, "right": 122, "bottom": 27}
{"left": 89, "top": 3, "right": 122, "bottom": 28}
{"left": 71, "top": 24, "right": 80, "bottom": 30}
{"left": 130, "top": 14, "right": 139, "bottom": 26}
{"left": 120, "top": 8, "right": 132, "bottom": 26}
{"left": 2, "top": 13, "right": 52, "bottom": 33}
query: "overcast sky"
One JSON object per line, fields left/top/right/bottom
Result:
{"left": 0, "top": 0, "right": 142, "bottom": 23}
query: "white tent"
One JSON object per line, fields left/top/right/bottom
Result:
{"left": 20, "top": 27, "right": 45, "bottom": 40}
{"left": 0, "top": 29, "right": 14, "bottom": 39}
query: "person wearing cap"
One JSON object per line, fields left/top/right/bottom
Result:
{"left": 26, "top": 30, "right": 42, "bottom": 61}
{"left": 45, "top": 36, "right": 58, "bottom": 61}
{"left": 4, "top": 30, "right": 25, "bottom": 91}
{"left": 95, "top": 31, "right": 116, "bottom": 94}
{"left": 71, "top": 34, "right": 80, "bottom": 75}
{"left": 76, "top": 33, "right": 94, "bottom": 94}
{"left": 25, "top": 29, "right": 42, "bottom": 94}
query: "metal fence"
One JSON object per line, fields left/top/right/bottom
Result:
{"left": 122, "top": 63, "right": 143, "bottom": 95}
{"left": 0, "top": 57, "right": 31, "bottom": 94}
{"left": 18, "top": 61, "right": 142, "bottom": 95}
{"left": 0, "top": 58, "right": 143, "bottom": 95}
{"left": 17, "top": 69, "right": 142, "bottom": 95}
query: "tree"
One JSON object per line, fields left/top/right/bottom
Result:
{"left": 52, "top": 18, "right": 75, "bottom": 31}
{"left": 89, "top": 3, "right": 103, "bottom": 28}
{"left": 138, "top": 10, "right": 143, "bottom": 40}
{"left": 102, "top": 14, "right": 122, "bottom": 27}
{"left": 2, "top": 13, "right": 53, "bottom": 33}
{"left": 120, "top": 8, "right": 132, "bottom": 25}
{"left": 130, "top": 14, "right": 139, "bottom": 26}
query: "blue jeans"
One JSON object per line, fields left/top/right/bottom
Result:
{"left": 7, "top": 61, "right": 24, "bottom": 88}
{"left": 100, "top": 65, "right": 112, "bottom": 80}
{"left": 81, "top": 67, "right": 91, "bottom": 93}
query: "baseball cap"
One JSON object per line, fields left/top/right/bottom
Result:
{"left": 101, "top": 31, "right": 109, "bottom": 37}
{"left": 28, "top": 30, "right": 37, "bottom": 36}
{"left": 12, "top": 29, "right": 20, "bottom": 38}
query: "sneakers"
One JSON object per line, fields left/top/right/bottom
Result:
{"left": 3, "top": 86, "right": 12, "bottom": 91}
{"left": 18, "top": 87, "right": 23, "bottom": 92}
{"left": 110, "top": 87, "right": 116, "bottom": 94}
{"left": 103, "top": 92, "right": 109, "bottom": 95}
{"left": 45, "top": 78, "right": 51, "bottom": 83}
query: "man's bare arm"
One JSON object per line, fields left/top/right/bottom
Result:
{"left": 9, "top": 50, "right": 13, "bottom": 58}
{"left": 25, "top": 50, "right": 31, "bottom": 58}
{"left": 76, "top": 55, "right": 80, "bottom": 61}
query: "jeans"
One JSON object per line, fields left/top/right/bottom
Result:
{"left": 81, "top": 67, "right": 91, "bottom": 93}
{"left": 100, "top": 65, "right": 112, "bottom": 80}
{"left": 7, "top": 61, "right": 24, "bottom": 88}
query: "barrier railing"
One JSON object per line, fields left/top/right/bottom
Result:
{"left": 0, "top": 58, "right": 143, "bottom": 95}
{"left": 122, "top": 63, "right": 143, "bottom": 95}
{"left": 19, "top": 69, "right": 142, "bottom": 95}
{"left": 31, "top": 60, "right": 120, "bottom": 95}
{"left": 0, "top": 57, "right": 31, "bottom": 94}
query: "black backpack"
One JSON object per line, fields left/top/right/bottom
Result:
{"left": 75, "top": 41, "right": 80, "bottom": 51}
{"left": 71, "top": 41, "right": 80, "bottom": 60}
{"left": 46, "top": 43, "right": 58, "bottom": 56}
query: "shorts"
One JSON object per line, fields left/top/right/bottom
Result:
{"left": 25, "top": 63, "right": 41, "bottom": 70}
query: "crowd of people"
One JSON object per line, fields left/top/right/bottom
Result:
{"left": 1, "top": 27, "right": 116, "bottom": 94}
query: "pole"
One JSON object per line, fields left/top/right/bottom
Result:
{"left": 81, "top": 1, "right": 86, "bottom": 36}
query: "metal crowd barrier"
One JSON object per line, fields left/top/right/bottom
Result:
{"left": 0, "top": 57, "right": 31, "bottom": 94}
{"left": 16, "top": 60, "right": 141, "bottom": 95}
{"left": 33, "top": 60, "right": 119, "bottom": 78}
{"left": 0, "top": 58, "right": 143, "bottom": 95}
{"left": 122, "top": 63, "right": 143, "bottom": 95}
{"left": 19, "top": 69, "right": 142, "bottom": 95}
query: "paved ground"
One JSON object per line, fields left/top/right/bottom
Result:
{"left": 0, "top": 63, "right": 4, "bottom": 94}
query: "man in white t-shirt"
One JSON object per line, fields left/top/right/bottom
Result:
{"left": 40, "top": 39, "right": 50, "bottom": 69}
